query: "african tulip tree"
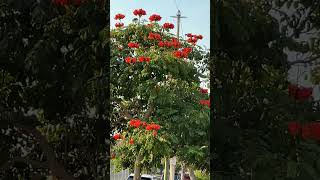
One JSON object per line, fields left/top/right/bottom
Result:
{"left": 111, "top": 8, "right": 209, "bottom": 179}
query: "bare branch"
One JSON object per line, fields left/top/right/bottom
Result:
{"left": 289, "top": 55, "right": 320, "bottom": 66}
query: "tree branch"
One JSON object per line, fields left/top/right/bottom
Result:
{"left": 15, "top": 124, "right": 77, "bottom": 180}
{"left": 289, "top": 55, "right": 320, "bottom": 66}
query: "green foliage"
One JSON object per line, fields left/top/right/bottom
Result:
{"left": 112, "top": 129, "right": 171, "bottom": 172}
{"left": 194, "top": 170, "right": 209, "bottom": 180}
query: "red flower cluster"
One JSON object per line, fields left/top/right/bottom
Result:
{"left": 173, "top": 51, "right": 186, "bottom": 58}
{"left": 149, "top": 14, "right": 162, "bottom": 22}
{"left": 158, "top": 38, "right": 180, "bottom": 48}
{"left": 148, "top": 33, "right": 162, "bottom": 40}
{"left": 133, "top": 9, "right": 146, "bottom": 16}
{"left": 288, "top": 84, "right": 313, "bottom": 101}
{"left": 128, "top": 42, "right": 139, "bottom": 48}
{"left": 173, "top": 47, "right": 192, "bottom": 58}
{"left": 113, "top": 133, "right": 121, "bottom": 140}
{"left": 163, "top": 23, "right": 174, "bottom": 29}
{"left": 125, "top": 57, "right": 150, "bottom": 64}
{"left": 129, "top": 119, "right": 142, "bottom": 128}
{"left": 182, "top": 47, "right": 192, "bottom": 54}
{"left": 146, "top": 123, "right": 161, "bottom": 131}
{"left": 114, "top": 13, "right": 125, "bottom": 20}
{"left": 185, "top": 33, "right": 203, "bottom": 45}
{"left": 186, "top": 33, "right": 203, "bottom": 39}
{"left": 115, "top": 22, "right": 124, "bottom": 28}
{"left": 199, "top": 100, "right": 210, "bottom": 107}
{"left": 125, "top": 57, "right": 137, "bottom": 64}
{"left": 129, "top": 119, "right": 160, "bottom": 130}
{"left": 138, "top": 56, "right": 151, "bottom": 63}
{"left": 200, "top": 88, "right": 208, "bottom": 94}
{"left": 171, "top": 38, "right": 180, "bottom": 48}
{"left": 288, "top": 121, "right": 320, "bottom": 141}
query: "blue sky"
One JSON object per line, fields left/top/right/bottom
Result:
{"left": 110, "top": 0, "right": 210, "bottom": 49}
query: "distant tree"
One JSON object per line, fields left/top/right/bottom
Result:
{"left": 0, "top": 0, "right": 110, "bottom": 179}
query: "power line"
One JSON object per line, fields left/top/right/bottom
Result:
{"left": 173, "top": 0, "right": 182, "bottom": 10}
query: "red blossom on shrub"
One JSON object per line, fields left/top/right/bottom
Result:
{"left": 146, "top": 123, "right": 161, "bottom": 131}
{"left": 125, "top": 57, "right": 137, "bottom": 64}
{"left": 129, "top": 119, "right": 142, "bottom": 128}
{"left": 115, "top": 22, "right": 124, "bottom": 28}
{"left": 113, "top": 133, "right": 121, "bottom": 140}
{"left": 128, "top": 42, "right": 139, "bottom": 48}
{"left": 200, "top": 88, "right": 208, "bottom": 94}
{"left": 146, "top": 125, "right": 153, "bottom": 131}
{"left": 182, "top": 47, "right": 192, "bottom": 55}
{"left": 186, "top": 33, "right": 193, "bottom": 38}
{"left": 164, "top": 41, "right": 173, "bottom": 47}
{"left": 141, "top": 121, "right": 148, "bottom": 127}
{"left": 133, "top": 9, "right": 146, "bottom": 16}
{"left": 163, "top": 23, "right": 174, "bottom": 29}
{"left": 187, "top": 38, "right": 198, "bottom": 44}
{"left": 129, "top": 138, "right": 134, "bottom": 144}
{"left": 152, "top": 124, "right": 161, "bottom": 130}
{"left": 158, "top": 41, "right": 165, "bottom": 47}
{"left": 149, "top": 14, "right": 162, "bottom": 22}
{"left": 173, "top": 49, "right": 190, "bottom": 58}
{"left": 173, "top": 51, "right": 184, "bottom": 58}
{"left": 145, "top": 57, "right": 151, "bottom": 63}
{"left": 171, "top": 38, "right": 181, "bottom": 48}
{"left": 199, "top": 100, "right": 210, "bottom": 107}
{"left": 196, "top": 35, "right": 203, "bottom": 39}
{"left": 138, "top": 57, "right": 144, "bottom": 62}
{"left": 287, "top": 121, "right": 301, "bottom": 136}
{"left": 148, "top": 33, "right": 162, "bottom": 40}
{"left": 114, "top": 13, "right": 125, "bottom": 20}
{"left": 288, "top": 84, "right": 313, "bottom": 101}
{"left": 137, "top": 57, "right": 151, "bottom": 63}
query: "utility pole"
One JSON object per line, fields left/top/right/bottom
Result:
{"left": 170, "top": 10, "right": 187, "bottom": 40}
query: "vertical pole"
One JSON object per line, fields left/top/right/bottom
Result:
{"left": 169, "top": 157, "right": 176, "bottom": 180}
{"left": 177, "top": 10, "right": 181, "bottom": 40}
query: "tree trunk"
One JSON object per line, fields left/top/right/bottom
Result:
{"left": 180, "top": 163, "right": 185, "bottom": 180}
{"left": 189, "top": 167, "right": 196, "bottom": 180}
{"left": 133, "top": 154, "right": 143, "bottom": 180}
{"left": 164, "top": 158, "right": 170, "bottom": 180}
